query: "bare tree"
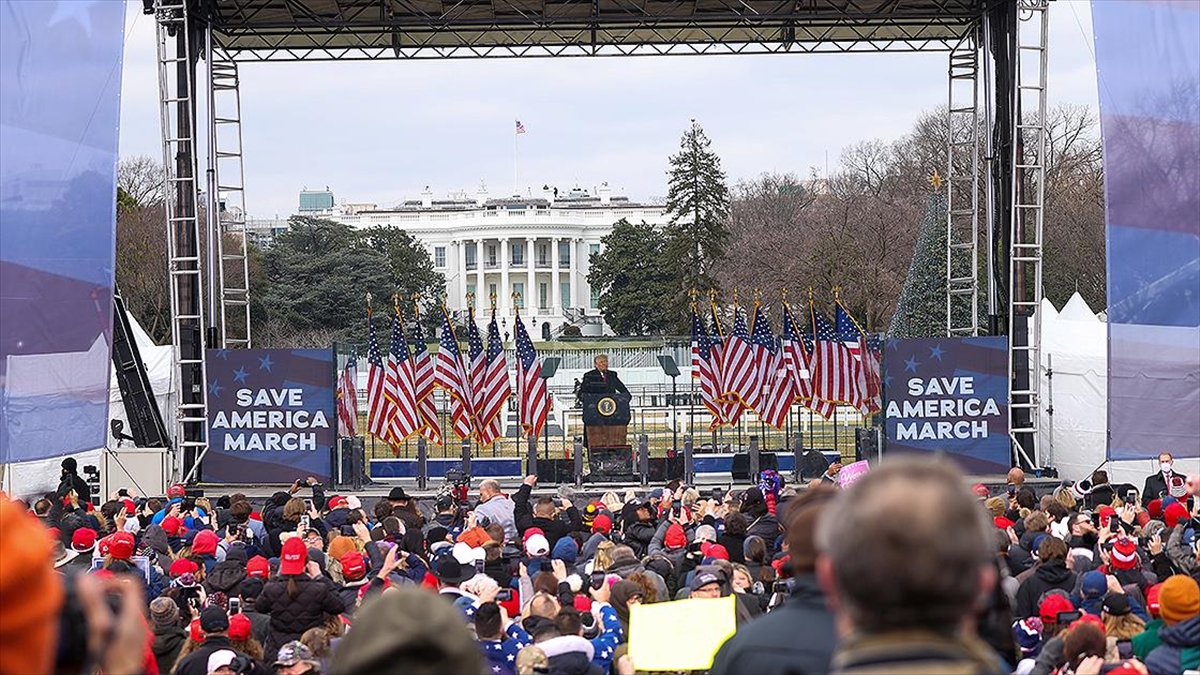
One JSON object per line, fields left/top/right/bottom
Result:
{"left": 116, "top": 202, "right": 170, "bottom": 343}
{"left": 117, "top": 156, "right": 166, "bottom": 207}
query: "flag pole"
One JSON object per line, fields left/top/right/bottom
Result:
{"left": 514, "top": 122, "right": 519, "bottom": 196}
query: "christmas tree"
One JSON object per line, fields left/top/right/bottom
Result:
{"left": 889, "top": 190, "right": 950, "bottom": 337}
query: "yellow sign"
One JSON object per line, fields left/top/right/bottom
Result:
{"left": 627, "top": 596, "right": 736, "bottom": 672}
{"left": 597, "top": 397, "right": 617, "bottom": 416}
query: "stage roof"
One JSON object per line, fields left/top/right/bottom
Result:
{"left": 200, "top": 0, "right": 984, "bottom": 61}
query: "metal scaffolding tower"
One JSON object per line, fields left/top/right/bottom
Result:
{"left": 155, "top": 0, "right": 209, "bottom": 481}
{"left": 945, "top": 28, "right": 981, "bottom": 337}
{"left": 207, "top": 37, "right": 253, "bottom": 349}
{"left": 1008, "top": 0, "right": 1049, "bottom": 468}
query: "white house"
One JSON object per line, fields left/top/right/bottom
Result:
{"left": 331, "top": 184, "right": 673, "bottom": 337}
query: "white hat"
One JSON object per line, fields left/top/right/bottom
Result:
{"left": 206, "top": 649, "right": 237, "bottom": 674}
{"left": 346, "top": 495, "right": 362, "bottom": 510}
{"left": 525, "top": 533, "right": 550, "bottom": 557}
{"left": 452, "top": 542, "right": 476, "bottom": 566}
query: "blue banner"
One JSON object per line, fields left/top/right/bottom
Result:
{"left": 884, "top": 336, "right": 1010, "bottom": 473}
{"left": 1093, "top": 1, "right": 1200, "bottom": 460}
{"left": 205, "top": 349, "right": 334, "bottom": 483}
{"left": 0, "top": 1, "right": 126, "bottom": 462}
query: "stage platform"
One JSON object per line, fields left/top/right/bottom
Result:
{"left": 200, "top": 475, "right": 1062, "bottom": 504}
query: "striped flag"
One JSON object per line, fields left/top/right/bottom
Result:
{"left": 781, "top": 304, "right": 814, "bottom": 404}
{"left": 409, "top": 311, "right": 443, "bottom": 445}
{"left": 748, "top": 303, "right": 779, "bottom": 415}
{"left": 710, "top": 304, "right": 745, "bottom": 426}
{"left": 435, "top": 309, "right": 475, "bottom": 439}
{"left": 365, "top": 312, "right": 394, "bottom": 440}
{"left": 516, "top": 120, "right": 526, "bottom": 134}
{"left": 721, "top": 305, "right": 760, "bottom": 409}
{"left": 337, "top": 347, "right": 359, "bottom": 437}
{"left": 758, "top": 308, "right": 797, "bottom": 430}
{"left": 475, "top": 310, "right": 512, "bottom": 445}
{"left": 835, "top": 301, "right": 879, "bottom": 414}
{"left": 465, "top": 310, "right": 487, "bottom": 437}
{"left": 385, "top": 313, "right": 422, "bottom": 443}
{"left": 809, "top": 300, "right": 861, "bottom": 420}
{"left": 514, "top": 314, "right": 548, "bottom": 438}
{"left": 691, "top": 306, "right": 724, "bottom": 425}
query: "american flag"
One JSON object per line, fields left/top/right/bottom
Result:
{"left": 435, "top": 309, "right": 475, "bottom": 439}
{"left": 748, "top": 304, "right": 779, "bottom": 415}
{"left": 514, "top": 315, "right": 548, "bottom": 438}
{"left": 690, "top": 306, "right": 724, "bottom": 425}
{"left": 475, "top": 311, "right": 512, "bottom": 446}
{"left": 710, "top": 304, "right": 745, "bottom": 426}
{"left": 465, "top": 310, "right": 487, "bottom": 437}
{"left": 408, "top": 312, "right": 443, "bottom": 445}
{"left": 721, "top": 305, "right": 760, "bottom": 409}
{"left": 756, "top": 307, "right": 795, "bottom": 430}
{"left": 337, "top": 347, "right": 359, "bottom": 438}
{"left": 781, "top": 304, "right": 814, "bottom": 404}
{"left": 809, "top": 301, "right": 861, "bottom": 419}
{"left": 836, "top": 301, "right": 880, "bottom": 414}
{"left": 515, "top": 120, "right": 526, "bottom": 135}
{"left": 365, "top": 313, "right": 394, "bottom": 440}
{"left": 385, "top": 313, "right": 422, "bottom": 443}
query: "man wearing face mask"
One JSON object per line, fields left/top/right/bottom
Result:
{"left": 1143, "top": 453, "right": 1176, "bottom": 501}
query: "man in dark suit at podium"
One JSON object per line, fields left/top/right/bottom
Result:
{"left": 581, "top": 354, "right": 629, "bottom": 395}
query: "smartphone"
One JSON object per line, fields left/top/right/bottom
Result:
{"left": 299, "top": 515, "right": 310, "bottom": 531}
{"left": 671, "top": 504, "right": 683, "bottom": 519}
{"left": 229, "top": 597, "right": 242, "bottom": 615}
{"left": 1006, "top": 484, "right": 1016, "bottom": 496}
{"left": 495, "top": 589, "right": 513, "bottom": 602}
{"left": 304, "top": 499, "right": 315, "bottom": 512}
{"left": 590, "top": 570, "right": 606, "bottom": 590}
{"left": 1125, "top": 489, "right": 1138, "bottom": 504}
{"left": 711, "top": 487, "right": 725, "bottom": 504}
{"left": 475, "top": 559, "right": 485, "bottom": 575}
{"left": 1109, "top": 519, "right": 1120, "bottom": 533}
{"left": 1057, "top": 610, "right": 1082, "bottom": 624}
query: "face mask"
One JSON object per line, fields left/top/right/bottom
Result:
{"left": 1161, "top": 462, "right": 1173, "bottom": 473}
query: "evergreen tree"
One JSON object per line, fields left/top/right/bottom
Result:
{"left": 587, "top": 219, "right": 673, "bottom": 336}
{"left": 889, "top": 192, "right": 949, "bottom": 337}
{"left": 663, "top": 121, "right": 731, "bottom": 330}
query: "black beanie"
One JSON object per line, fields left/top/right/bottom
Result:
{"left": 62, "top": 457, "right": 77, "bottom": 472}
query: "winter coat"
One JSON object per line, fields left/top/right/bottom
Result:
{"left": 1014, "top": 560, "right": 1076, "bottom": 619}
{"left": 539, "top": 635, "right": 603, "bottom": 675}
{"left": 579, "top": 532, "right": 610, "bottom": 565}
{"left": 150, "top": 626, "right": 186, "bottom": 675}
{"left": 830, "top": 631, "right": 1008, "bottom": 675}
{"left": 513, "top": 484, "right": 582, "bottom": 551}
{"left": 243, "top": 609, "right": 271, "bottom": 646}
{"left": 1145, "top": 615, "right": 1200, "bottom": 675}
{"left": 474, "top": 494, "right": 518, "bottom": 543}
{"left": 710, "top": 575, "right": 835, "bottom": 675}
{"left": 744, "top": 513, "right": 781, "bottom": 553}
{"left": 323, "top": 507, "right": 351, "bottom": 534}
{"left": 1132, "top": 618, "right": 1165, "bottom": 661}
{"left": 605, "top": 556, "right": 669, "bottom": 602}
{"left": 622, "top": 520, "right": 657, "bottom": 558}
{"left": 172, "top": 636, "right": 256, "bottom": 675}
{"left": 255, "top": 574, "right": 346, "bottom": 660}
{"left": 203, "top": 560, "right": 246, "bottom": 596}
{"left": 717, "top": 532, "right": 747, "bottom": 564}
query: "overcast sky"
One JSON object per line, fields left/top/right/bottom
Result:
{"left": 117, "top": 1, "right": 1102, "bottom": 217}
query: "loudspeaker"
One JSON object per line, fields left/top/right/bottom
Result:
{"left": 731, "top": 452, "right": 778, "bottom": 481}
{"left": 647, "top": 456, "right": 683, "bottom": 482}
{"left": 589, "top": 446, "right": 632, "bottom": 477}
{"left": 540, "top": 459, "right": 575, "bottom": 484}
{"left": 855, "top": 428, "right": 880, "bottom": 463}
{"left": 799, "top": 449, "right": 831, "bottom": 480}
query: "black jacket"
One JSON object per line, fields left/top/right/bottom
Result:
{"left": 710, "top": 575, "right": 836, "bottom": 675}
{"left": 57, "top": 471, "right": 92, "bottom": 504}
{"left": 717, "top": 532, "right": 747, "bottom": 564}
{"left": 580, "top": 368, "right": 629, "bottom": 395}
{"left": 172, "top": 636, "right": 258, "bottom": 675}
{"left": 151, "top": 626, "right": 186, "bottom": 675}
{"left": 1014, "top": 560, "right": 1076, "bottom": 619}
{"left": 256, "top": 575, "right": 346, "bottom": 660}
{"left": 203, "top": 560, "right": 246, "bottom": 595}
{"left": 1142, "top": 471, "right": 1171, "bottom": 501}
{"left": 513, "top": 484, "right": 582, "bottom": 550}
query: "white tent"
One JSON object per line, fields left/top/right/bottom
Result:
{"left": 1038, "top": 292, "right": 1157, "bottom": 485}
{"left": 2, "top": 312, "right": 175, "bottom": 500}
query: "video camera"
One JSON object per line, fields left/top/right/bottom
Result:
{"left": 443, "top": 469, "right": 471, "bottom": 508}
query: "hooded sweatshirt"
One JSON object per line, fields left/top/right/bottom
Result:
{"left": 1014, "top": 560, "right": 1076, "bottom": 619}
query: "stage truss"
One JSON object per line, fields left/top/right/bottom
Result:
{"left": 153, "top": 0, "right": 1052, "bottom": 479}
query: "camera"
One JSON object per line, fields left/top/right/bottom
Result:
{"left": 495, "top": 589, "right": 513, "bottom": 602}
{"left": 444, "top": 469, "right": 471, "bottom": 508}
{"left": 1056, "top": 609, "right": 1082, "bottom": 624}
{"left": 590, "top": 570, "right": 606, "bottom": 590}
{"left": 229, "top": 597, "right": 242, "bottom": 615}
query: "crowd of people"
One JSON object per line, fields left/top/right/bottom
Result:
{"left": 0, "top": 455, "right": 1197, "bottom": 675}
